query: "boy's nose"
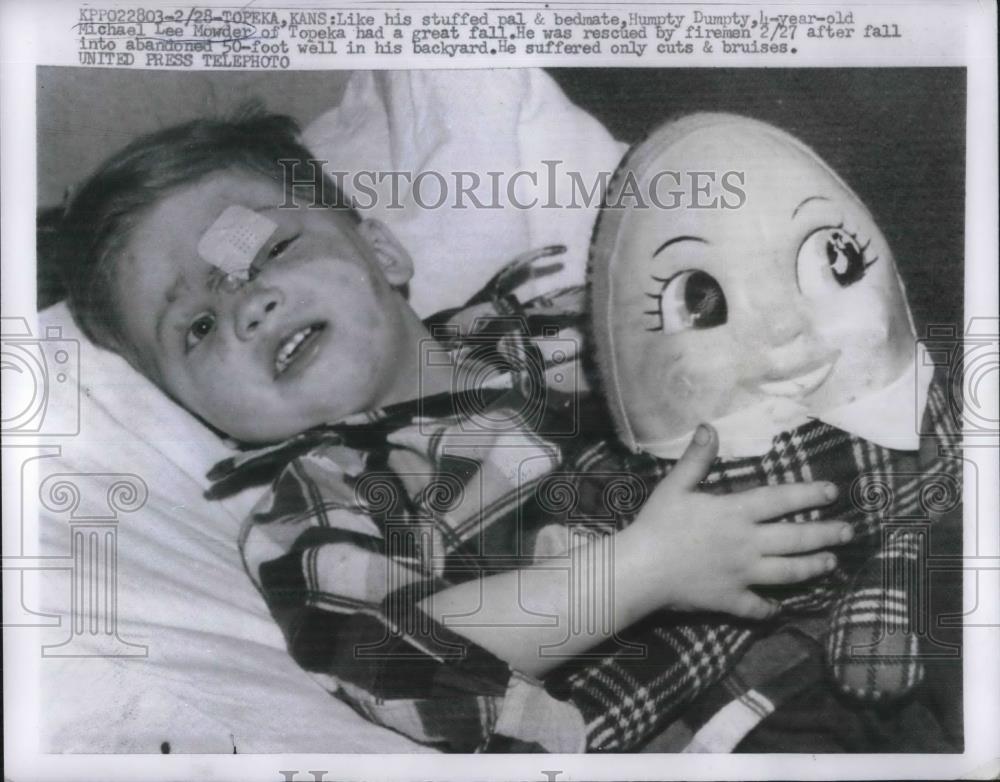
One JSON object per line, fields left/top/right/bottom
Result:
{"left": 234, "top": 286, "right": 284, "bottom": 341}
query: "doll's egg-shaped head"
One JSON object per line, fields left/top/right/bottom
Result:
{"left": 588, "top": 113, "right": 915, "bottom": 454}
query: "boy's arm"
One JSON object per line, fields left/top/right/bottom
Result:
{"left": 242, "top": 427, "right": 849, "bottom": 752}
{"left": 416, "top": 525, "right": 652, "bottom": 676}
{"left": 419, "top": 425, "right": 852, "bottom": 679}
{"left": 240, "top": 446, "right": 585, "bottom": 752}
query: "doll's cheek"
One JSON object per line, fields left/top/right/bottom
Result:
{"left": 661, "top": 351, "right": 738, "bottom": 408}
{"left": 662, "top": 367, "right": 699, "bottom": 401}
{"left": 812, "top": 287, "right": 913, "bottom": 396}
{"left": 636, "top": 349, "right": 690, "bottom": 402}
{"left": 813, "top": 289, "right": 896, "bottom": 347}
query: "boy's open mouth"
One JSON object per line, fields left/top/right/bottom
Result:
{"left": 274, "top": 322, "right": 327, "bottom": 377}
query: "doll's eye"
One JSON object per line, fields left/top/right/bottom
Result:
{"left": 646, "top": 270, "right": 728, "bottom": 334}
{"left": 797, "top": 225, "right": 877, "bottom": 296}
{"left": 186, "top": 313, "right": 216, "bottom": 352}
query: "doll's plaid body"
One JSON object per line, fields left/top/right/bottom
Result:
{"left": 555, "top": 367, "right": 962, "bottom": 748}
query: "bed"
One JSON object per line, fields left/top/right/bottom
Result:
{"left": 28, "top": 67, "right": 963, "bottom": 753}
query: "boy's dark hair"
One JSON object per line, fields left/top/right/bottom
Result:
{"left": 60, "top": 107, "right": 360, "bottom": 355}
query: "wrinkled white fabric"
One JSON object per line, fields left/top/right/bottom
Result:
{"left": 303, "top": 69, "right": 625, "bottom": 315}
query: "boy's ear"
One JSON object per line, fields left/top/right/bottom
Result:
{"left": 357, "top": 218, "right": 413, "bottom": 287}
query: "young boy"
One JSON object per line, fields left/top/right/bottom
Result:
{"left": 60, "top": 110, "right": 850, "bottom": 752}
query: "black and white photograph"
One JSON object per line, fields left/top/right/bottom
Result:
{"left": 3, "top": 2, "right": 998, "bottom": 780}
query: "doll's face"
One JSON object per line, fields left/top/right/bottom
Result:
{"left": 609, "top": 123, "right": 914, "bottom": 446}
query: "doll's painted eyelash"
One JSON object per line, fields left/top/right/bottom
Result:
{"left": 797, "top": 219, "right": 880, "bottom": 296}
{"left": 827, "top": 221, "right": 878, "bottom": 284}
{"left": 645, "top": 289, "right": 664, "bottom": 332}
{"left": 833, "top": 220, "right": 879, "bottom": 271}
{"left": 644, "top": 271, "right": 685, "bottom": 332}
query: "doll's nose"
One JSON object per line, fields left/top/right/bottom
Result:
{"left": 234, "top": 285, "right": 284, "bottom": 340}
{"left": 740, "top": 270, "right": 810, "bottom": 348}
{"left": 763, "top": 309, "right": 809, "bottom": 348}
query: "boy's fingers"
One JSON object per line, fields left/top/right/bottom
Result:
{"left": 667, "top": 424, "right": 719, "bottom": 491}
{"left": 729, "top": 592, "right": 780, "bottom": 621}
{"left": 752, "top": 552, "right": 838, "bottom": 585}
{"left": 757, "top": 521, "right": 854, "bottom": 555}
{"left": 736, "top": 481, "right": 838, "bottom": 522}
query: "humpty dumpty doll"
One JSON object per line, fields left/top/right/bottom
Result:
{"left": 583, "top": 113, "right": 962, "bottom": 703}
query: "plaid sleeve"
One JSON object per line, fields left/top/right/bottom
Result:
{"left": 545, "top": 616, "right": 761, "bottom": 751}
{"left": 242, "top": 448, "right": 587, "bottom": 753}
{"left": 545, "top": 442, "right": 765, "bottom": 751}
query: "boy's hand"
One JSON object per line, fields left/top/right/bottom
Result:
{"left": 620, "top": 424, "right": 852, "bottom": 622}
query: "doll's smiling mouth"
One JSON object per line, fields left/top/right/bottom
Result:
{"left": 759, "top": 360, "right": 836, "bottom": 399}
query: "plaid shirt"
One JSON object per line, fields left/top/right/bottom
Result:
{"left": 209, "top": 274, "right": 614, "bottom": 752}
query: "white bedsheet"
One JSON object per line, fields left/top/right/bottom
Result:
{"left": 31, "top": 68, "right": 624, "bottom": 752}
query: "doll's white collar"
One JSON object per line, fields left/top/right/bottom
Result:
{"left": 640, "top": 342, "right": 932, "bottom": 459}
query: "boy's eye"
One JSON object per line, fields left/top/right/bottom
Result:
{"left": 268, "top": 236, "right": 296, "bottom": 259}
{"left": 249, "top": 234, "right": 299, "bottom": 280}
{"left": 646, "top": 269, "right": 728, "bottom": 334}
{"left": 186, "top": 313, "right": 216, "bottom": 351}
{"left": 797, "top": 224, "right": 878, "bottom": 296}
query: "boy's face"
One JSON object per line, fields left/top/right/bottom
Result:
{"left": 115, "top": 169, "right": 419, "bottom": 443}
{"left": 607, "top": 123, "right": 914, "bottom": 446}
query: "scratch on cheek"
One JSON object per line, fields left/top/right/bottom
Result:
{"left": 670, "top": 373, "right": 695, "bottom": 398}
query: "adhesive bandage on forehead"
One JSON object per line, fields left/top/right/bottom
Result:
{"left": 197, "top": 205, "right": 278, "bottom": 285}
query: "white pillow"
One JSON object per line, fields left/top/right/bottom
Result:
{"left": 33, "top": 68, "right": 625, "bottom": 751}
{"left": 32, "top": 303, "right": 426, "bottom": 752}
{"left": 303, "top": 69, "right": 626, "bottom": 315}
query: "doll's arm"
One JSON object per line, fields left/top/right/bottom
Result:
{"left": 826, "top": 525, "right": 925, "bottom": 700}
